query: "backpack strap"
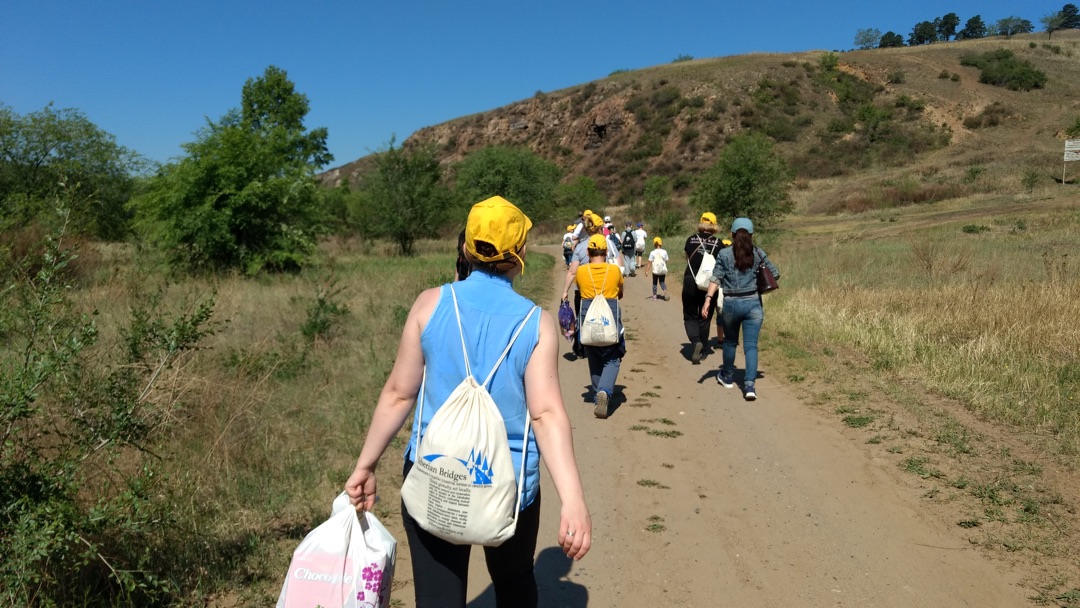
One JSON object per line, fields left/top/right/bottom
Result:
{"left": 687, "top": 238, "right": 706, "bottom": 274}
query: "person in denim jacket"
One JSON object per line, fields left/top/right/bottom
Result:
{"left": 701, "top": 217, "right": 779, "bottom": 401}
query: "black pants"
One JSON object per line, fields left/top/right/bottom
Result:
{"left": 402, "top": 461, "right": 542, "bottom": 608}
{"left": 571, "top": 289, "right": 584, "bottom": 356}
{"left": 681, "top": 276, "right": 716, "bottom": 347}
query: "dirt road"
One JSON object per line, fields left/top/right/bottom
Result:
{"left": 402, "top": 256, "right": 1036, "bottom": 607}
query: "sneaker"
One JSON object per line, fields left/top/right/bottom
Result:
{"left": 649, "top": 295, "right": 658, "bottom": 300}
{"left": 691, "top": 342, "right": 703, "bottom": 364}
{"left": 744, "top": 386, "right": 757, "bottom": 401}
{"left": 717, "top": 372, "right": 735, "bottom": 388}
{"left": 594, "top": 391, "right": 609, "bottom": 419}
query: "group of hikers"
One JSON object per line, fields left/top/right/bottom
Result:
{"left": 560, "top": 208, "right": 780, "bottom": 416}
{"left": 346, "top": 196, "right": 778, "bottom": 607}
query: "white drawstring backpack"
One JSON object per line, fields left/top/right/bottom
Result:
{"left": 400, "top": 285, "right": 538, "bottom": 546}
{"left": 580, "top": 265, "right": 619, "bottom": 347}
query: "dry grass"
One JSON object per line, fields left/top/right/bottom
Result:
{"left": 771, "top": 193, "right": 1080, "bottom": 459}
{"left": 64, "top": 240, "right": 554, "bottom": 603}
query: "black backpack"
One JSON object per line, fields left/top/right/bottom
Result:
{"left": 621, "top": 229, "right": 636, "bottom": 253}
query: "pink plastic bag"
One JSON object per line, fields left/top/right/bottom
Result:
{"left": 277, "top": 493, "right": 396, "bottom": 608}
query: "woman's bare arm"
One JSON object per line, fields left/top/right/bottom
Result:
{"left": 345, "top": 287, "right": 439, "bottom": 512}
{"left": 526, "top": 310, "right": 592, "bottom": 559}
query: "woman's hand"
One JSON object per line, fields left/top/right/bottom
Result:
{"left": 345, "top": 466, "right": 378, "bottom": 513}
{"left": 700, "top": 295, "right": 713, "bottom": 318}
{"left": 558, "top": 503, "right": 593, "bottom": 560}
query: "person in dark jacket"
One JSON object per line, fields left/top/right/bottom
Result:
{"left": 681, "top": 212, "right": 722, "bottom": 364}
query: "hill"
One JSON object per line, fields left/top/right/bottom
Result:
{"left": 321, "top": 30, "right": 1080, "bottom": 216}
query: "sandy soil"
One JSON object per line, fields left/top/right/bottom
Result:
{"left": 389, "top": 255, "right": 1037, "bottom": 608}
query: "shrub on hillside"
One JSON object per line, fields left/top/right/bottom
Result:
{"left": 959, "top": 49, "right": 1047, "bottom": 91}
{"left": 963, "top": 102, "right": 1012, "bottom": 129}
{"left": 0, "top": 220, "right": 218, "bottom": 604}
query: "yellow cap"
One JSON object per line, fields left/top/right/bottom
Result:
{"left": 567, "top": 224, "right": 576, "bottom": 232}
{"left": 587, "top": 234, "right": 608, "bottom": 251}
{"left": 465, "top": 196, "right": 532, "bottom": 270}
{"left": 653, "top": 236, "right": 663, "bottom": 246}
{"left": 587, "top": 213, "right": 604, "bottom": 228}
{"left": 583, "top": 209, "right": 594, "bottom": 219}
{"left": 721, "top": 238, "right": 732, "bottom": 247}
{"left": 700, "top": 212, "right": 717, "bottom": 225}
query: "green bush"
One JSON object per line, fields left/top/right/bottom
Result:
{"left": 0, "top": 218, "right": 217, "bottom": 604}
{"left": 1065, "top": 116, "right": 1080, "bottom": 138}
{"left": 959, "top": 49, "right": 1047, "bottom": 91}
{"left": 961, "top": 224, "right": 990, "bottom": 234}
{"left": 887, "top": 70, "right": 906, "bottom": 84}
{"left": 689, "top": 132, "right": 793, "bottom": 226}
{"left": 132, "top": 67, "right": 332, "bottom": 274}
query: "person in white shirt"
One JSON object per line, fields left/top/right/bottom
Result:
{"left": 645, "top": 237, "right": 670, "bottom": 300}
{"left": 633, "top": 222, "right": 648, "bottom": 268}
{"left": 562, "top": 225, "right": 576, "bottom": 269}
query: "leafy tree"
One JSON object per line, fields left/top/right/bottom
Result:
{"left": 553, "top": 175, "right": 606, "bottom": 216}
{"left": 0, "top": 104, "right": 144, "bottom": 240}
{"left": 1061, "top": 3, "right": 1080, "bottom": 28}
{"left": 689, "top": 133, "right": 793, "bottom": 227}
{"left": 957, "top": 15, "right": 987, "bottom": 39}
{"left": 1042, "top": 11, "right": 1067, "bottom": 38}
{"left": 909, "top": 21, "right": 938, "bottom": 45}
{"left": 993, "top": 16, "right": 1035, "bottom": 38}
{"left": 642, "top": 175, "right": 672, "bottom": 217}
{"left": 354, "top": 139, "right": 451, "bottom": 255}
{"left": 854, "top": 28, "right": 882, "bottom": 50}
{"left": 937, "top": 13, "right": 961, "bottom": 40}
{"left": 878, "top": 31, "right": 905, "bottom": 48}
{"left": 131, "top": 66, "right": 332, "bottom": 274}
{"left": 451, "top": 145, "right": 562, "bottom": 222}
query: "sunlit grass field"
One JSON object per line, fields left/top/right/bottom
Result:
{"left": 75, "top": 239, "right": 555, "bottom": 603}
{"left": 766, "top": 197, "right": 1080, "bottom": 460}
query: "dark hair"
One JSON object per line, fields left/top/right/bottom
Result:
{"left": 732, "top": 229, "right": 754, "bottom": 271}
{"left": 465, "top": 240, "right": 520, "bottom": 275}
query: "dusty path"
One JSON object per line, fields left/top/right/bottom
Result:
{"left": 422, "top": 253, "right": 1035, "bottom": 607}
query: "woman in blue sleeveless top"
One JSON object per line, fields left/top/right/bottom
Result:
{"left": 346, "top": 196, "right": 592, "bottom": 608}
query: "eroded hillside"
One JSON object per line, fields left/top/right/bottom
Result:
{"left": 322, "top": 31, "right": 1080, "bottom": 215}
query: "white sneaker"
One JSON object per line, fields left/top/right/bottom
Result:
{"left": 594, "top": 391, "right": 609, "bottom": 419}
{"left": 744, "top": 386, "right": 757, "bottom": 401}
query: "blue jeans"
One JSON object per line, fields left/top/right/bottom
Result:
{"left": 585, "top": 340, "right": 623, "bottom": 397}
{"left": 721, "top": 297, "right": 764, "bottom": 388}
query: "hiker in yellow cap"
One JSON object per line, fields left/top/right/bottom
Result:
{"left": 562, "top": 211, "right": 624, "bottom": 358}
{"left": 562, "top": 224, "right": 577, "bottom": 269}
{"left": 681, "top": 211, "right": 723, "bottom": 364}
{"left": 576, "top": 233, "right": 625, "bottom": 418}
{"left": 645, "top": 236, "right": 670, "bottom": 300}
{"left": 346, "top": 195, "right": 593, "bottom": 606}
{"left": 570, "top": 209, "right": 594, "bottom": 249}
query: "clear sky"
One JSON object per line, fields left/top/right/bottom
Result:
{"left": 1, "top": 0, "right": 1057, "bottom": 170}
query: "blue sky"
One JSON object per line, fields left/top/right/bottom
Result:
{"left": 1, "top": 1, "right": 1057, "bottom": 170}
